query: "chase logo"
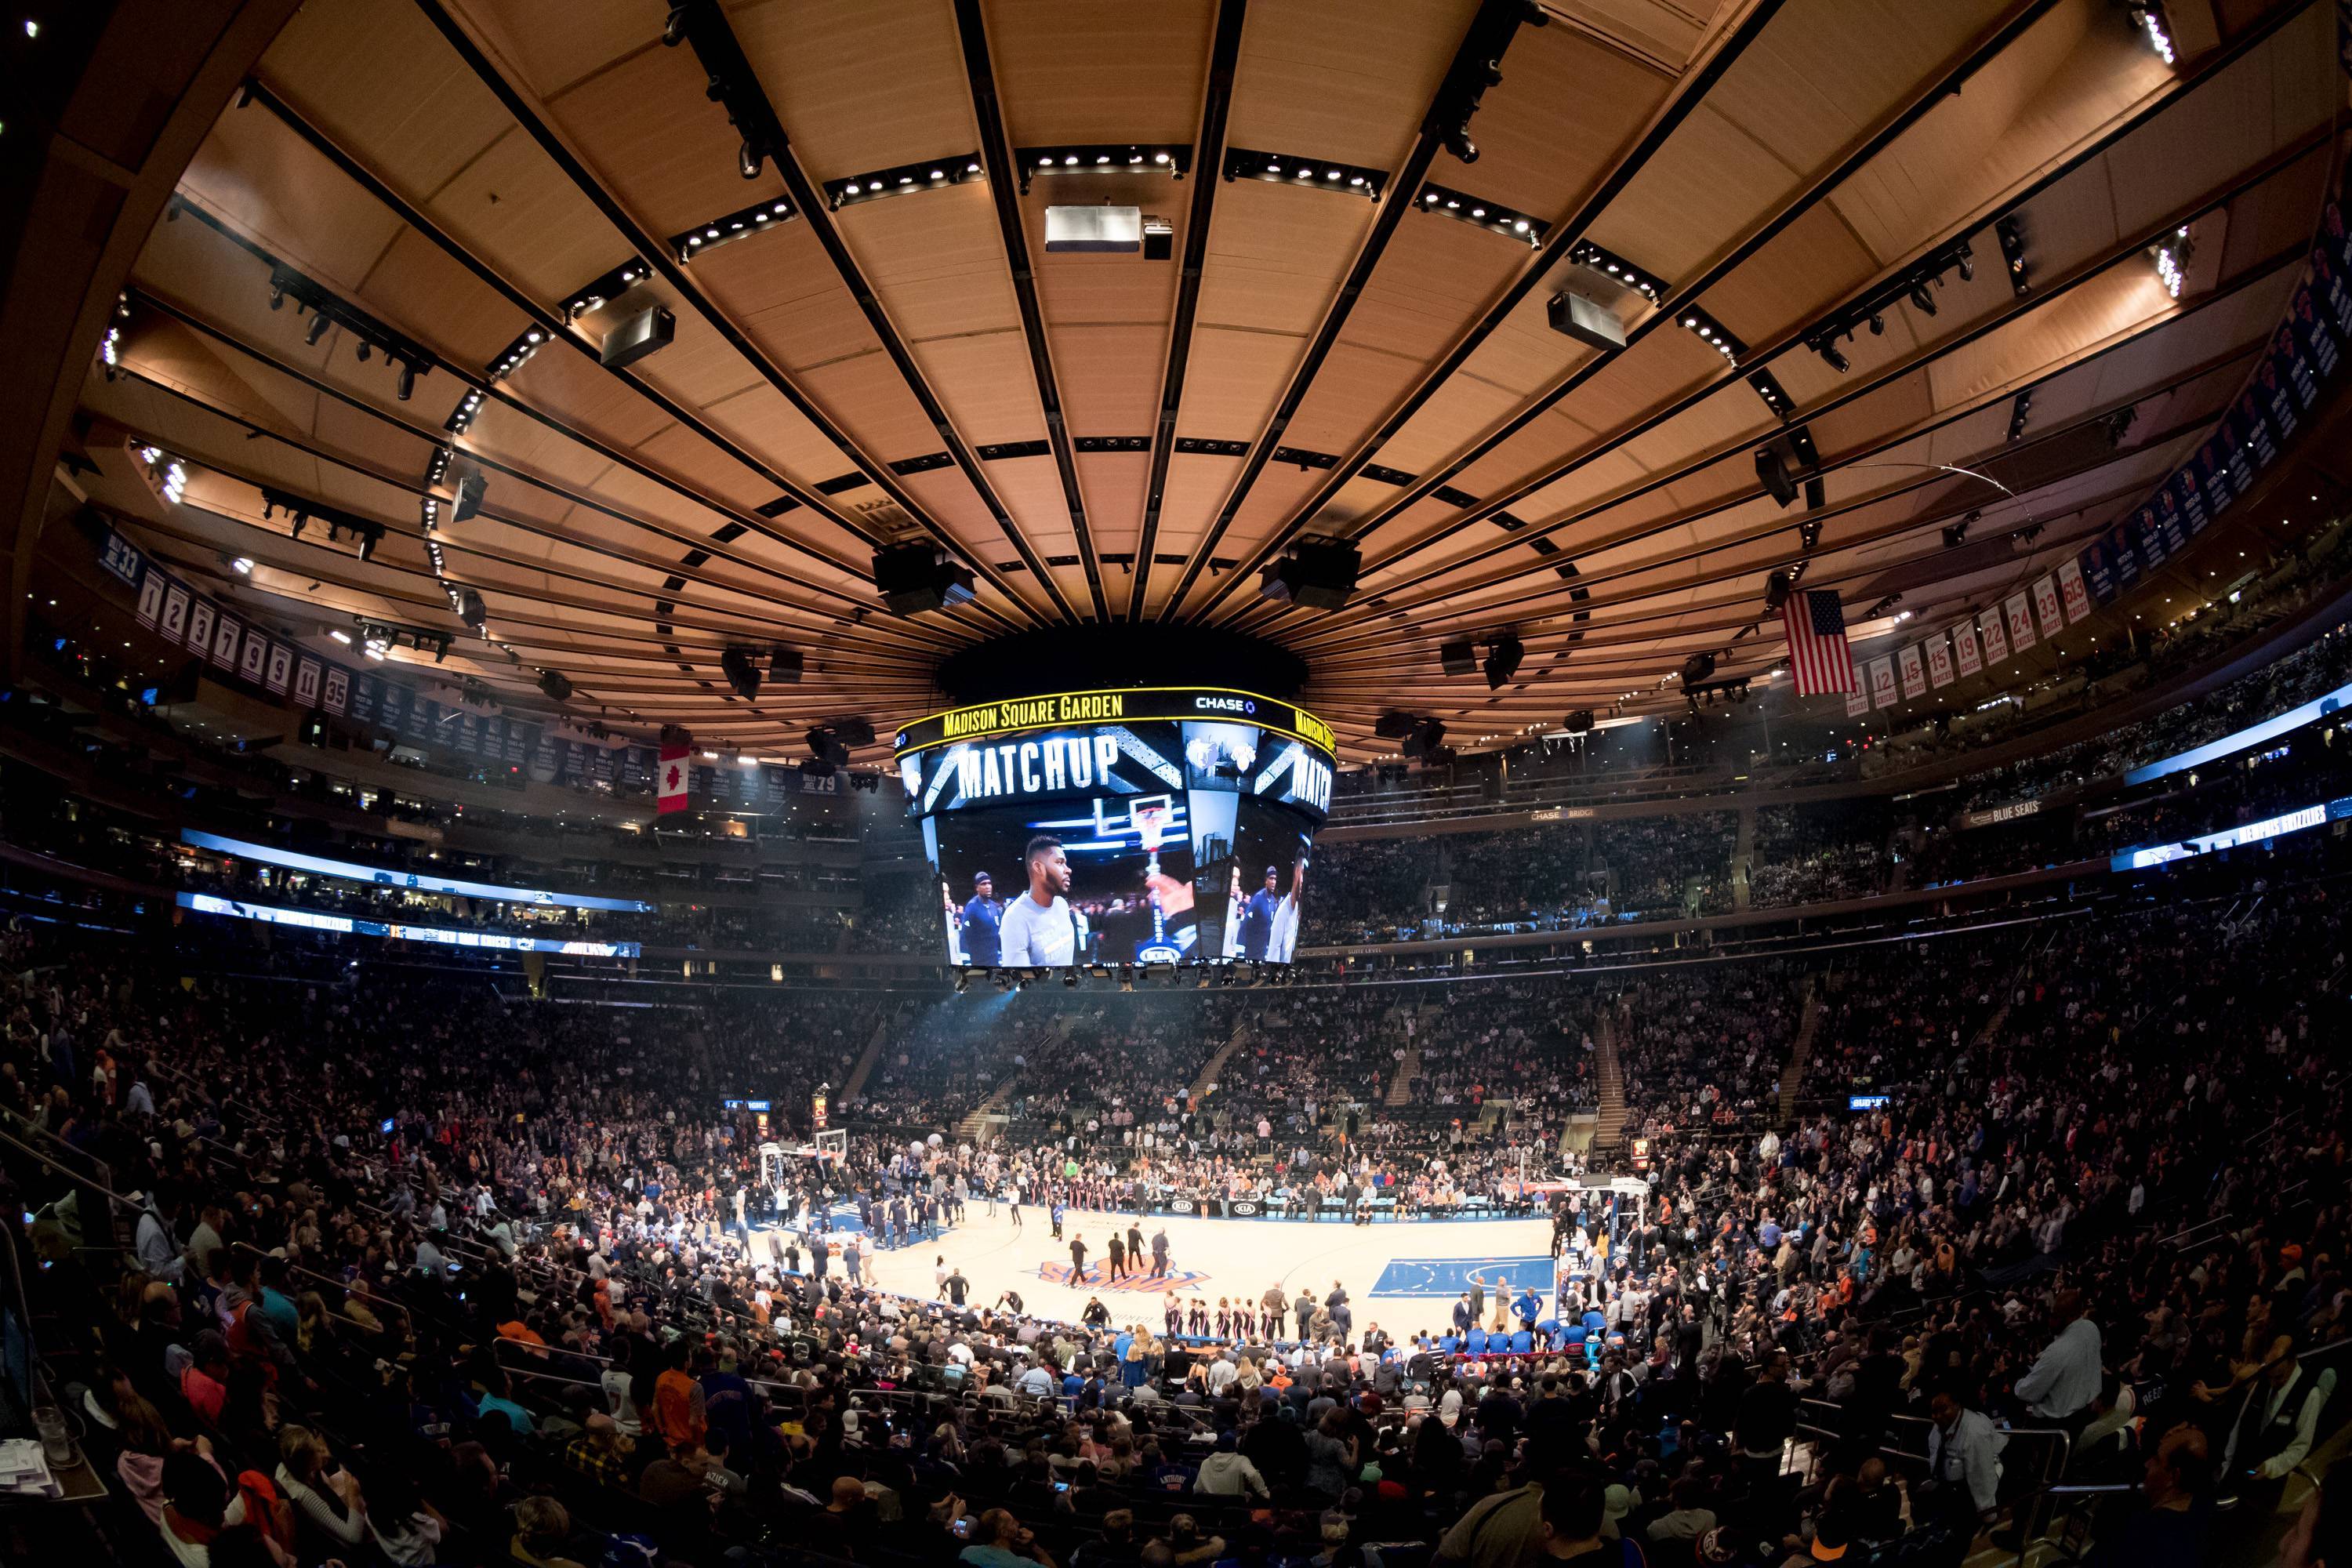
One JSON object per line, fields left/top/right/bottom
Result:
{"left": 895, "top": 731, "right": 908, "bottom": 749}
{"left": 1194, "top": 696, "right": 1257, "bottom": 715}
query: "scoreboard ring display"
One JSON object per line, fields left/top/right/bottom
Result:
{"left": 894, "top": 688, "right": 1334, "bottom": 969}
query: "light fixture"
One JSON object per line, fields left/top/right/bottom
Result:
{"left": 826, "top": 151, "right": 987, "bottom": 208}
{"left": 1415, "top": 181, "right": 1543, "bottom": 246}
{"left": 229, "top": 556, "right": 252, "bottom": 575}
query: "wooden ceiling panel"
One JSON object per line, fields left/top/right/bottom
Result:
{"left": 735, "top": 0, "right": 974, "bottom": 180}
{"left": 1225, "top": 0, "right": 1483, "bottom": 169}
{"left": 987, "top": 0, "right": 1216, "bottom": 146}
{"left": 259, "top": 0, "right": 515, "bottom": 201}
{"left": 898, "top": 333, "right": 1051, "bottom": 448}
{"left": 176, "top": 114, "right": 412, "bottom": 302}
{"left": 833, "top": 188, "right": 1025, "bottom": 342}
{"left": 1048, "top": 321, "right": 1173, "bottom": 435}
{"left": 1437, "top": 21, "right": 1675, "bottom": 223}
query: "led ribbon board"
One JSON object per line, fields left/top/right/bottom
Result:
{"left": 180, "top": 830, "right": 657, "bottom": 913}
{"left": 2110, "top": 794, "right": 2352, "bottom": 870}
{"left": 177, "top": 892, "right": 641, "bottom": 957}
{"left": 895, "top": 688, "right": 1335, "bottom": 764}
{"left": 2122, "top": 680, "right": 2352, "bottom": 786}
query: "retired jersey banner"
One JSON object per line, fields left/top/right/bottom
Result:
{"left": 238, "top": 627, "right": 268, "bottom": 684}
{"left": 321, "top": 665, "right": 349, "bottom": 717}
{"left": 1926, "top": 635, "right": 1955, "bottom": 688}
{"left": 1868, "top": 655, "right": 1899, "bottom": 710}
{"left": 161, "top": 580, "right": 191, "bottom": 642}
{"left": 2057, "top": 559, "right": 2091, "bottom": 623}
{"left": 294, "top": 655, "right": 322, "bottom": 709}
{"left": 1845, "top": 662, "right": 1870, "bottom": 717}
{"left": 264, "top": 641, "right": 293, "bottom": 695}
{"left": 2003, "top": 593, "right": 2037, "bottom": 653}
{"left": 2031, "top": 575, "right": 2064, "bottom": 640}
{"left": 1953, "top": 619, "right": 1984, "bottom": 677}
{"left": 210, "top": 612, "right": 241, "bottom": 670}
{"left": 186, "top": 598, "right": 214, "bottom": 655}
{"left": 1896, "top": 644, "right": 1926, "bottom": 700}
{"left": 136, "top": 568, "right": 167, "bottom": 628}
{"left": 1980, "top": 608, "right": 2010, "bottom": 666}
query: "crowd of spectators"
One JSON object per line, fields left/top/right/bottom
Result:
{"left": 1746, "top": 808, "right": 1890, "bottom": 910}
{"left": 2, "top": 818, "right": 2350, "bottom": 1568}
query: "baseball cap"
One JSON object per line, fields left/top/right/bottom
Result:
{"left": 1810, "top": 1517, "right": 1851, "bottom": 1560}
{"left": 974, "top": 871, "right": 992, "bottom": 884}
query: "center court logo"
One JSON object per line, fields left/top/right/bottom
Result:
{"left": 1033, "top": 1263, "right": 1210, "bottom": 1293}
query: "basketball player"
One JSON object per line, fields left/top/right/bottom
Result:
{"left": 1000, "top": 834, "right": 1084, "bottom": 967}
{"left": 1267, "top": 855, "right": 1305, "bottom": 964}
{"left": 1237, "top": 866, "right": 1282, "bottom": 961}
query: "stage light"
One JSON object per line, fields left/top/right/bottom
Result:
{"left": 1258, "top": 535, "right": 1361, "bottom": 612}
{"left": 304, "top": 313, "right": 332, "bottom": 347}
{"left": 229, "top": 556, "right": 252, "bottom": 575}
{"left": 1483, "top": 633, "right": 1523, "bottom": 690}
{"left": 1818, "top": 341, "right": 1849, "bottom": 374}
{"left": 1755, "top": 446, "right": 1798, "bottom": 508}
{"left": 1908, "top": 279, "right": 1937, "bottom": 316}
{"left": 1375, "top": 711, "right": 1417, "bottom": 740}
{"left": 873, "top": 543, "right": 977, "bottom": 615}
{"left": 456, "top": 590, "right": 486, "bottom": 630}
{"left": 539, "top": 669, "right": 573, "bottom": 702}
{"left": 720, "top": 645, "right": 760, "bottom": 701}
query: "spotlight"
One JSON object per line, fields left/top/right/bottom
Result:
{"left": 1908, "top": 279, "right": 1937, "bottom": 316}
{"left": 1258, "top": 536, "right": 1362, "bottom": 612}
{"left": 1403, "top": 717, "right": 1446, "bottom": 759}
{"left": 1443, "top": 128, "right": 1478, "bottom": 165}
{"left": 873, "top": 542, "right": 977, "bottom": 615}
{"left": 1867, "top": 314, "right": 1884, "bottom": 335}
{"left": 720, "top": 645, "right": 760, "bottom": 701}
{"left": 1374, "top": 710, "right": 1417, "bottom": 740}
{"left": 1765, "top": 570, "right": 1791, "bottom": 612}
{"left": 538, "top": 669, "right": 573, "bottom": 701}
{"left": 1483, "top": 632, "right": 1523, "bottom": 690}
{"left": 1819, "top": 342, "right": 1849, "bottom": 374}
{"left": 452, "top": 474, "right": 488, "bottom": 521}
{"left": 1061, "top": 968, "right": 1080, "bottom": 988}
{"left": 354, "top": 530, "right": 376, "bottom": 564}
{"left": 304, "top": 314, "right": 332, "bottom": 347}
{"left": 1564, "top": 709, "right": 1593, "bottom": 736}
{"left": 805, "top": 727, "right": 851, "bottom": 768}
{"left": 395, "top": 365, "right": 416, "bottom": 401}
{"left": 456, "top": 589, "right": 486, "bottom": 630}
{"left": 1754, "top": 446, "right": 1798, "bottom": 508}
{"left": 1682, "top": 652, "right": 1717, "bottom": 687}
{"left": 1956, "top": 245, "right": 1974, "bottom": 283}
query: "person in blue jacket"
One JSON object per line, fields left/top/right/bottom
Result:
{"left": 960, "top": 871, "right": 1002, "bottom": 966}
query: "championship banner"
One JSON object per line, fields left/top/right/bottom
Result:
{"left": 1980, "top": 610, "right": 2009, "bottom": 666}
{"left": 1897, "top": 643, "right": 1926, "bottom": 699}
{"left": 136, "top": 567, "right": 167, "bottom": 627}
{"left": 2056, "top": 559, "right": 2091, "bottom": 623}
{"left": 294, "top": 655, "right": 322, "bottom": 708}
{"left": 1926, "top": 635, "right": 1955, "bottom": 688}
{"left": 2003, "top": 593, "right": 2037, "bottom": 653}
{"left": 1952, "top": 619, "right": 1983, "bottom": 677}
{"left": 1844, "top": 662, "right": 1869, "bottom": 717}
{"left": 2031, "top": 575, "right": 2064, "bottom": 641}
{"left": 2275, "top": 321, "right": 2321, "bottom": 411}
{"left": 2292, "top": 281, "right": 2341, "bottom": 378}
{"left": 2235, "top": 397, "right": 2278, "bottom": 470}
{"left": 2256, "top": 347, "right": 2302, "bottom": 444}
{"left": 1868, "top": 655, "right": 1899, "bottom": 710}
{"left": 2107, "top": 520, "right": 2142, "bottom": 590}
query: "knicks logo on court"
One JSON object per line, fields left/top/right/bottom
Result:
{"left": 1034, "top": 1264, "right": 1210, "bottom": 1293}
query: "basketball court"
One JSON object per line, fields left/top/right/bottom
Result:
{"left": 797, "top": 1205, "right": 1558, "bottom": 1339}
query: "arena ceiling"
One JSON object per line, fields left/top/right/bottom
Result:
{"left": 50, "top": 0, "right": 2348, "bottom": 763}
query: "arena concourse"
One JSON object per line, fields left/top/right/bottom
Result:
{"left": 5, "top": 4, "right": 2352, "bottom": 1568}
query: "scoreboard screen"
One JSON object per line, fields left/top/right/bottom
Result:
{"left": 892, "top": 688, "right": 1333, "bottom": 968}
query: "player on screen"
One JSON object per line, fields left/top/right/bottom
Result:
{"left": 1266, "top": 855, "right": 1305, "bottom": 963}
{"left": 958, "top": 871, "right": 1002, "bottom": 967}
{"left": 1000, "top": 834, "right": 1085, "bottom": 967}
{"left": 1237, "top": 865, "right": 1282, "bottom": 960}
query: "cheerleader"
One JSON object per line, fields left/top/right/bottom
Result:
{"left": 1164, "top": 1290, "right": 1183, "bottom": 1337}
{"left": 1213, "top": 1298, "right": 1233, "bottom": 1340}
{"left": 1187, "top": 1297, "right": 1209, "bottom": 1338}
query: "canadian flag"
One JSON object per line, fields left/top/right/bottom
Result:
{"left": 658, "top": 741, "right": 690, "bottom": 815}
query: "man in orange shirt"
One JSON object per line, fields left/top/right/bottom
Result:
{"left": 652, "top": 1338, "right": 706, "bottom": 1454}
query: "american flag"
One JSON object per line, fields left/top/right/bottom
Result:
{"left": 1780, "top": 589, "right": 1855, "bottom": 696}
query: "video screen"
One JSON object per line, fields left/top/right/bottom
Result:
{"left": 935, "top": 794, "right": 1201, "bottom": 967}
{"left": 1192, "top": 795, "right": 1312, "bottom": 963}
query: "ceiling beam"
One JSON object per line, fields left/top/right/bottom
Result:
{"left": 1247, "top": 0, "right": 2323, "bottom": 625}
{"left": 1283, "top": 140, "right": 2328, "bottom": 650}
{"left": 1126, "top": 0, "right": 1248, "bottom": 621}
{"left": 1156, "top": 0, "right": 1554, "bottom": 621}
{"left": 1189, "top": 0, "right": 1806, "bottom": 627}
{"left": 408, "top": 0, "right": 1053, "bottom": 630}
{"left": 952, "top": 0, "right": 1111, "bottom": 622}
